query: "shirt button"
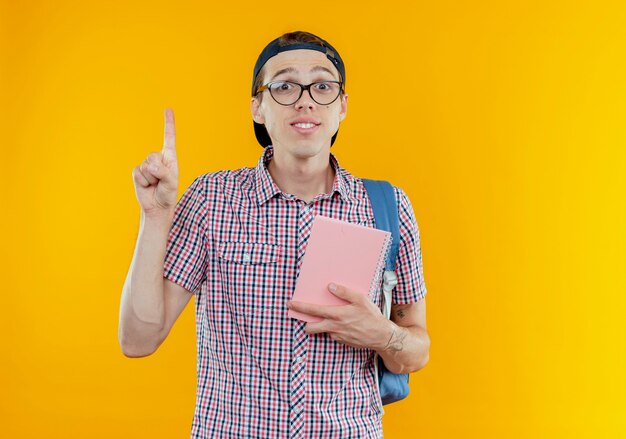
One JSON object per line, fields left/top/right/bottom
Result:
{"left": 242, "top": 253, "right": 251, "bottom": 263}
{"left": 294, "top": 355, "right": 303, "bottom": 364}
{"left": 293, "top": 406, "right": 302, "bottom": 415}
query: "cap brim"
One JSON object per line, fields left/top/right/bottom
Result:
{"left": 254, "top": 121, "right": 273, "bottom": 147}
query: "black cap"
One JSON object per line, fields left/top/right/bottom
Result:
{"left": 251, "top": 32, "right": 346, "bottom": 148}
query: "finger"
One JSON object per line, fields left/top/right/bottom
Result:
{"left": 305, "top": 320, "right": 332, "bottom": 335}
{"left": 143, "top": 161, "right": 177, "bottom": 192}
{"left": 288, "top": 301, "right": 336, "bottom": 319}
{"left": 328, "top": 283, "right": 362, "bottom": 304}
{"left": 132, "top": 166, "right": 150, "bottom": 187}
{"left": 162, "top": 108, "right": 177, "bottom": 164}
{"left": 146, "top": 151, "right": 164, "bottom": 165}
{"left": 139, "top": 161, "right": 159, "bottom": 185}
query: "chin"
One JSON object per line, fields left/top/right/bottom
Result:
{"left": 275, "top": 137, "right": 329, "bottom": 154}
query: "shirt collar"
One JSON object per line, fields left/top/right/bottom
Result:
{"left": 255, "top": 145, "right": 350, "bottom": 206}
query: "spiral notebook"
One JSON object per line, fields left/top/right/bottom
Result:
{"left": 288, "top": 214, "right": 392, "bottom": 322}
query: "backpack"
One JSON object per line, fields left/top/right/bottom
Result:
{"left": 362, "top": 178, "right": 410, "bottom": 405}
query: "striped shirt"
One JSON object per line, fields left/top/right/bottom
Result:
{"left": 163, "top": 145, "right": 427, "bottom": 438}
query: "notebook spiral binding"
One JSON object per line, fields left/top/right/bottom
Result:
{"left": 369, "top": 232, "right": 393, "bottom": 299}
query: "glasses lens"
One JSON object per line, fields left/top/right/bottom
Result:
{"left": 310, "top": 81, "right": 342, "bottom": 105}
{"left": 268, "top": 81, "right": 342, "bottom": 105}
{"left": 268, "top": 81, "right": 300, "bottom": 105}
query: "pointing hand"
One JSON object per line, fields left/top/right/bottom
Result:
{"left": 132, "top": 108, "right": 179, "bottom": 216}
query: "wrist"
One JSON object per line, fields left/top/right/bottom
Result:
{"left": 375, "top": 319, "right": 397, "bottom": 353}
{"left": 141, "top": 207, "right": 175, "bottom": 223}
{"left": 140, "top": 208, "right": 175, "bottom": 234}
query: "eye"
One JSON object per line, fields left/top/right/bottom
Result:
{"left": 313, "top": 81, "right": 338, "bottom": 94}
{"left": 271, "top": 81, "right": 295, "bottom": 92}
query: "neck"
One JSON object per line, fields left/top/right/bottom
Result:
{"left": 267, "top": 147, "right": 336, "bottom": 203}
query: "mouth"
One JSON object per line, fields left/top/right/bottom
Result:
{"left": 291, "top": 122, "right": 319, "bottom": 128}
{"left": 290, "top": 121, "right": 321, "bottom": 134}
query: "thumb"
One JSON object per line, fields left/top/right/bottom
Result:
{"left": 148, "top": 163, "right": 176, "bottom": 190}
{"left": 328, "top": 283, "right": 360, "bottom": 303}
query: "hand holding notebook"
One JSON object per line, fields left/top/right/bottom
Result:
{"left": 288, "top": 215, "right": 392, "bottom": 322}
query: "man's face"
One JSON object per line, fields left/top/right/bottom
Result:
{"left": 251, "top": 49, "right": 348, "bottom": 158}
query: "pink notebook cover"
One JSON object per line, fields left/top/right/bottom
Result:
{"left": 288, "top": 214, "right": 392, "bottom": 322}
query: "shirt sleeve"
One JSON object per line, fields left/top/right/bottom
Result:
{"left": 392, "top": 186, "right": 427, "bottom": 304}
{"left": 163, "top": 175, "right": 208, "bottom": 294}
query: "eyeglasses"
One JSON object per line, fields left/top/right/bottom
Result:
{"left": 255, "top": 80, "right": 345, "bottom": 106}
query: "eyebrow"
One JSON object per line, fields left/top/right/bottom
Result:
{"left": 270, "top": 66, "right": 338, "bottom": 81}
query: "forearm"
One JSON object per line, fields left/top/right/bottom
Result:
{"left": 375, "top": 321, "right": 430, "bottom": 374}
{"left": 118, "top": 209, "right": 174, "bottom": 355}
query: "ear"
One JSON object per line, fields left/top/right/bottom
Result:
{"left": 338, "top": 93, "right": 348, "bottom": 122}
{"left": 251, "top": 97, "right": 265, "bottom": 124}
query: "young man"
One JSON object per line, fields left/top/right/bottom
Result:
{"left": 119, "top": 31, "right": 429, "bottom": 438}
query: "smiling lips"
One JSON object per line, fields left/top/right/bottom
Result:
{"left": 290, "top": 119, "right": 321, "bottom": 134}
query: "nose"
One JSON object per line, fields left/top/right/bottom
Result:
{"left": 294, "top": 87, "right": 316, "bottom": 110}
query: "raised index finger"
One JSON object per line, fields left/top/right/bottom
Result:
{"left": 162, "top": 107, "right": 176, "bottom": 163}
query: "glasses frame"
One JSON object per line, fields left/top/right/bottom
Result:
{"left": 255, "top": 80, "right": 345, "bottom": 106}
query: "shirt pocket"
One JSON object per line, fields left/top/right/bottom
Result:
{"left": 217, "top": 241, "right": 283, "bottom": 317}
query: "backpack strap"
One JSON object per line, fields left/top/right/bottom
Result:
{"left": 362, "top": 178, "right": 411, "bottom": 405}
{"left": 361, "top": 179, "right": 400, "bottom": 270}
{"left": 361, "top": 178, "right": 400, "bottom": 319}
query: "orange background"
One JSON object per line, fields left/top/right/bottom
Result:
{"left": 2, "top": 0, "right": 625, "bottom": 437}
